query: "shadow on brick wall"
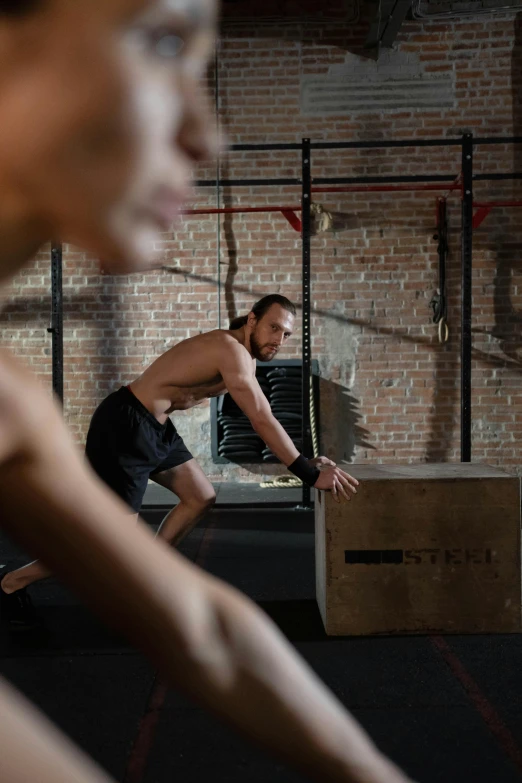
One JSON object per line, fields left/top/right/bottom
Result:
{"left": 469, "top": 17, "right": 522, "bottom": 370}
{"left": 490, "top": 248, "right": 522, "bottom": 365}
{"left": 425, "top": 341, "right": 459, "bottom": 463}
{"left": 222, "top": 160, "right": 240, "bottom": 325}
{"left": 318, "top": 376, "right": 374, "bottom": 462}
{"left": 482, "top": 20, "right": 522, "bottom": 365}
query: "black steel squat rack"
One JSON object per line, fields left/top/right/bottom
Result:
{"left": 50, "top": 133, "right": 522, "bottom": 507}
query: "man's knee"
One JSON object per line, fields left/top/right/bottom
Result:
{"left": 183, "top": 485, "right": 216, "bottom": 515}
{"left": 196, "top": 488, "right": 216, "bottom": 513}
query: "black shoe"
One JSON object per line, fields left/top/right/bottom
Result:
{"left": 0, "top": 577, "right": 43, "bottom": 632}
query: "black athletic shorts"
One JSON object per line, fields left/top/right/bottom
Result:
{"left": 85, "top": 386, "right": 193, "bottom": 513}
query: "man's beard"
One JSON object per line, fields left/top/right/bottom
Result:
{"left": 250, "top": 330, "right": 279, "bottom": 362}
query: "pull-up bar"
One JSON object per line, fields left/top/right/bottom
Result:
{"left": 183, "top": 181, "right": 464, "bottom": 233}
{"left": 186, "top": 182, "right": 522, "bottom": 235}
{"left": 182, "top": 181, "right": 464, "bottom": 233}
{"left": 185, "top": 181, "right": 460, "bottom": 214}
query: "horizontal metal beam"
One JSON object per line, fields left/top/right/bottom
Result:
{"left": 474, "top": 171, "right": 522, "bottom": 181}
{"left": 195, "top": 171, "right": 522, "bottom": 188}
{"left": 185, "top": 205, "right": 301, "bottom": 215}
{"left": 312, "top": 183, "right": 459, "bottom": 193}
{"left": 311, "top": 138, "right": 462, "bottom": 149}
{"left": 195, "top": 174, "right": 456, "bottom": 188}
{"left": 224, "top": 136, "right": 522, "bottom": 153}
{"left": 195, "top": 178, "right": 300, "bottom": 187}
{"left": 313, "top": 174, "right": 456, "bottom": 185}
{"left": 228, "top": 143, "right": 301, "bottom": 151}
{"left": 473, "top": 136, "right": 522, "bottom": 145}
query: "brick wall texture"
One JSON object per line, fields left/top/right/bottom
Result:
{"left": 3, "top": 11, "right": 522, "bottom": 481}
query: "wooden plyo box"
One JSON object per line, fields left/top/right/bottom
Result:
{"left": 315, "top": 463, "right": 521, "bottom": 636}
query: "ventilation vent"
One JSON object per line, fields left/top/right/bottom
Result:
{"left": 301, "top": 76, "right": 454, "bottom": 115}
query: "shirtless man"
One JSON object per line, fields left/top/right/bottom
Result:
{"left": 1, "top": 292, "right": 358, "bottom": 609}
{"left": 0, "top": 2, "right": 415, "bottom": 783}
{"left": 90, "top": 292, "right": 357, "bottom": 518}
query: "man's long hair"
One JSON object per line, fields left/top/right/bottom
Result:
{"left": 229, "top": 294, "right": 296, "bottom": 330}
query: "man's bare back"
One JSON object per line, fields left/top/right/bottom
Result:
{"left": 130, "top": 329, "right": 254, "bottom": 422}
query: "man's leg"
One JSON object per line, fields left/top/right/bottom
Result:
{"left": 151, "top": 459, "right": 216, "bottom": 547}
{"left": 1, "top": 561, "right": 51, "bottom": 594}
{"left": 0, "top": 561, "right": 50, "bottom": 630}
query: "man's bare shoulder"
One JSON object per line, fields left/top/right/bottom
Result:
{"left": 163, "top": 329, "right": 245, "bottom": 358}
{"left": 202, "top": 329, "right": 249, "bottom": 353}
{"left": 219, "top": 330, "right": 252, "bottom": 355}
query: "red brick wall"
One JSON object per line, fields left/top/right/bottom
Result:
{"left": 3, "top": 12, "right": 522, "bottom": 479}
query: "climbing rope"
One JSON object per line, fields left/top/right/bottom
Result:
{"left": 260, "top": 374, "right": 319, "bottom": 489}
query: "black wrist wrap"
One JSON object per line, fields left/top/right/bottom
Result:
{"left": 288, "top": 454, "right": 320, "bottom": 487}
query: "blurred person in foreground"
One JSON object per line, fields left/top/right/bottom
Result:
{"left": 0, "top": 2, "right": 416, "bottom": 783}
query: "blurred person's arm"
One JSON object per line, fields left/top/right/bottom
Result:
{"left": 0, "top": 349, "right": 413, "bottom": 783}
{"left": 0, "top": 677, "right": 116, "bottom": 783}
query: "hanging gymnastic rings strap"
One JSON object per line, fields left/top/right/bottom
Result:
{"left": 438, "top": 318, "right": 449, "bottom": 344}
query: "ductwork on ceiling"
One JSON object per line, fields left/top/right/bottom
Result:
{"left": 365, "top": 0, "right": 522, "bottom": 56}
{"left": 220, "top": 0, "right": 522, "bottom": 57}
{"left": 220, "top": 0, "right": 359, "bottom": 26}
{"left": 412, "top": 0, "right": 522, "bottom": 19}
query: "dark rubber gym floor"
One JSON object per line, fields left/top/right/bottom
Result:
{"left": 1, "top": 482, "right": 522, "bottom": 783}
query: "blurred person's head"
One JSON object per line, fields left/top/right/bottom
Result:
{"left": 0, "top": 0, "right": 217, "bottom": 279}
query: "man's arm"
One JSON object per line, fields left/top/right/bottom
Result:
{"left": 0, "top": 352, "right": 413, "bottom": 783}
{"left": 221, "top": 351, "right": 300, "bottom": 465}
{"left": 219, "top": 344, "right": 358, "bottom": 500}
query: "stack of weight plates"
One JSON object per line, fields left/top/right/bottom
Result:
{"left": 261, "top": 367, "right": 302, "bottom": 462}
{"left": 217, "top": 375, "right": 270, "bottom": 461}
